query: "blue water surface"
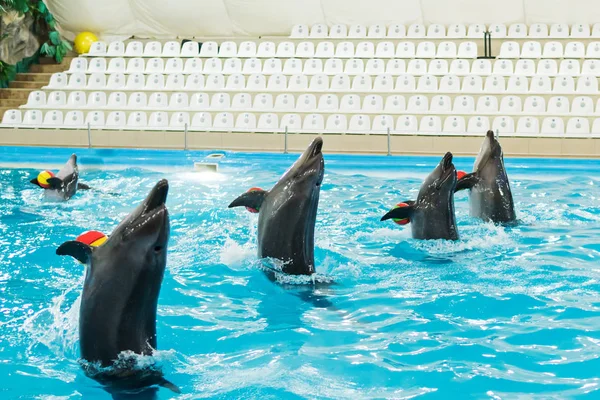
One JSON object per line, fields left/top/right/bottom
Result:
{"left": 1, "top": 146, "right": 600, "bottom": 399}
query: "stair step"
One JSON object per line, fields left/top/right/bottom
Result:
{"left": 0, "top": 99, "right": 24, "bottom": 107}
{"left": 30, "top": 64, "right": 66, "bottom": 73}
{"left": 16, "top": 73, "right": 51, "bottom": 82}
{"left": 0, "top": 107, "right": 11, "bottom": 120}
{"left": 9, "top": 81, "right": 46, "bottom": 89}
{"left": 0, "top": 89, "right": 31, "bottom": 100}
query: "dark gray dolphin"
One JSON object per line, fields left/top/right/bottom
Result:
{"left": 56, "top": 179, "right": 178, "bottom": 394}
{"left": 381, "top": 152, "right": 459, "bottom": 240}
{"left": 229, "top": 137, "right": 325, "bottom": 275}
{"left": 30, "top": 154, "right": 90, "bottom": 200}
{"left": 455, "top": 130, "right": 516, "bottom": 224}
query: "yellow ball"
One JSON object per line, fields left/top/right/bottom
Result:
{"left": 37, "top": 170, "right": 55, "bottom": 188}
{"left": 74, "top": 32, "right": 98, "bottom": 54}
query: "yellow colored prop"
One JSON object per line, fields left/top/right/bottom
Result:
{"left": 74, "top": 32, "right": 98, "bottom": 54}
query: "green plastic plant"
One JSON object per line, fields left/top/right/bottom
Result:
{"left": 0, "top": 0, "right": 71, "bottom": 63}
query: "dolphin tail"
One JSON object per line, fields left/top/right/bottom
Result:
{"left": 158, "top": 378, "right": 181, "bottom": 394}
{"left": 228, "top": 189, "right": 268, "bottom": 211}
{"left": 77, "top": 183, "right": 91, "bottom": 190}
{"left": 381, "top": 201, "right": 415, "bottom": 222}
{"left": 46, "top": 177, "right": 64, "bottom": 190}
{"left": 455, "top": 172, "right": 479, "bottom": 192}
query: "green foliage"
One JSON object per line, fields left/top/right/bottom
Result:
{"left": 0, "top": 60, "right": 16, "bottom": 88}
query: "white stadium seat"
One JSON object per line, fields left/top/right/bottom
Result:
{"left": 549, "top": 23, "right": 569, "bottom": 38}
{"left": 22, "top": 110, "right": 43, "bottom": 127}
{"left": 43, "top": 110, "right": 63, "bottom": 127}
{"left": 181, "top": 41, "right": 199, "bottom": 57}
{"left": 566, "top": 117, "right": 590, "bottom": 135}
{"left": 489, "top": 23, "right": 507, "bottom": 38}
{"left": 69, "top": 58, "right": 87, "bottom": 73}
{"left": 148, "top": 111, "right": 169, "bottom": 129}
{"left": 68, "top": 91, "right": 86, "bottom": 108}
{"left": 542, "top": 42, "right": 563, "bottom": 58}
{"left": 162, "top": 41, "right": 180, "bottom": 57}
{"left": 127, "top": 111, "right": 148, "bottom": 128}
{"left": 191, "top": 112, "right": 212, "bottom": 130}
{"left": 443, "top": 116, "right": 466, "bottom": 133}
{"left": 128, "top": 92, "right": 147, "bottom": 109}
{"left": 458, "top": 42, "right": 477, "bottom": 58}
{"left": 385, "top": 95, "right": 405, "bottom": 113}
{"left": 524, "top": 96, "right": 546, "bottom": 113}
{"left": 302, "top": 113, "right": 325, "bottom": 132}
{"left": 521, "top": 41, "right": 542, "bottom": 58}
{"left": 541, "top": 117, "right": 564, "bottom": 136}
{"left": 448, "top": 23, "right": 467, "bottom": 38}
{"left": 484, "top": 75, "right": 506, "bottom": 93}
{"left": 529, "top": 23, "right": 549, "bottom": 38}
{"left": 170, "top": 112, "right": 191, "bottom": 129}
{"left": 453, "top": 95, "right": 475, "bottom": 113}
{"left": 276, "top": 90, "right": 303, "bottom": 109}
{"left": 467, "top": 24, "right": 486, "bottom": 38}
{"left": 572, "top": 23, "right": 591, "bottom": 38}
{"left": 199, "top": 42, "right": 218, "bottom": 57}
{"left": 106, "top": 41, "right": 125, "bottom": 57}
{"left": 396, "top": 115, "right": 418, "bottom": 133}
{"left": 107, "top": 92, "right": 126, "bottom": 109}
{"left": 107, "top": 58, "right": 126, "bottom": 73}
{"left": 508, "top": 23, "right": 527, "bottom": 38}
{"left": 407, "top": 23, "right": 426, "bottom": 38}
{"left": 325, "top": 114, "right": 347, "bottom": 133}
{"left": 310, "top": 23, "right": 328, "bottom": 38}
{"left": 430, "top": 95, "right": 451, "bottom": 113}
{"left": 517, "top": 117, "right": 539, "bottom": 135}
{"left": 372, "top": 115, "right": 394, "bottom": 133}
{"left": 427, "top": 24, "right": 446, "bottom": 38}
{"left": 218, "top": 41, "right": 237, "bottom": 58}
{"left": 419, "top": 116, "right": 442, "bottom": 133}
{"left": 85, "top": 111, "right": 105, "bottom": 127}
{"left": 47, "top": 91, "right": 66, "bottom": 107}
{"left": 106, "top": 111, "right": 127, "bottom": 129}
{"left": 368, "top": 23, "right": 386, "bottom": 38}
{"left": 348, "top": 114, "right": 370, "bottom": 133}
{"left": 388, "top": 24, "right": 406, "bottom": 38}
{"left": 257, "top": 42, "right": 276, "bottom": 57}
{"left": 492, "top": 116, "right": 515, "bottom": 134}
{"left": 498, "top": 42, "right": 520, "bottom": 58}
{"left": 572, "top": 96, "right": 594, "bottom": 114}
{"left": 125, "top": 41, "right": 143, "bottom": 57}
{"left": 64, "top": 110, "right": 85, "bottom": 127}
{"left": 26, "top": 91, "right": 46, "bottom": 107}
{"left": 213, "top": 112, "right": 234, "bottom": 130}
{"left": 330, "top": 24, "right": 348, "bottom": 38}
{"left": 257, "top": 113, "right": 279, "bottom": 131}
{"left": 547, "top": 96, "right": 569, "bottom": 114}
{"left": 291, "top": 24, "right": 309, "bottom": 38}
{"left": 280, "top": 113, "right": 301, "bottom": 130}
{"left": 144, "top": 41, "right": 162, "bottom": 57}
{"left": 238, "top": 41, "right": 257, "bottom": 57}
{"left": 88, "top": 41, "right": 107, "bottom": 56}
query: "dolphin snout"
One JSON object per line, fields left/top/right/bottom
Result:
{"left": 442, "top": 152, "right": 453, "bottom": 170}
{"left": 309, "top": 137, "right": 323, "bottom": 158}
{"left": 144, "top": 179, "right": 169, "bottom": 213}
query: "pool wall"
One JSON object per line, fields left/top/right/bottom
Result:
{"left": 1, "top": 128, "right": 600, "bottom": 158}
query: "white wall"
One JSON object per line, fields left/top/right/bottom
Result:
{"left": 43, "top": 0, "right": 600, "bottom": 40}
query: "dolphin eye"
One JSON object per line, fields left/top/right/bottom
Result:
{"left": 153, "top": 246, "right": 163, "bottom": 252}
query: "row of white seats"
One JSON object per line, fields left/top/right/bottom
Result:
{"left": 291, "top": 22, "right": 600, "bottom": 39}
{"left": 498, "top": 41, "right": 600, "bottom": 58}
{"left": 23, "top": 91, "right": 600, "bottom": 117}
{"left": 45, "top": 72, "right": 600, "bottom": 94}
{"left": 68, "top": 56, "right": 600, "bottom": 77}
{"left": 86, "top": 41, "right": 477, "bottom": 59}
{"left": 2, "top": 109, "right": 598, "bottom": 136}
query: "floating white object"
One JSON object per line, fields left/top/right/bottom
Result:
{"left": 194, "top": 162, "right": 218, "bottom": 172}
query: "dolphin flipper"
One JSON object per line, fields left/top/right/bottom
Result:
{"left": 77, "top": 183, "right": 91, "bottom": 190}
{"left": 46, "top": 177, "right": 64, "bottom": 190}
{"left": 455, "top": 172, "right": 479, "bottom": 192}
{"left": 30, "top": 178, "right": 41, "bottom": 187}
{"left": 159, "top": 379, "right": 181, "bottom": 394}
{"left": 56, "top": 240, "right": 93, "bottom": 264}
{"left": 381, "top": 201, "right": 415, "bottom": 221}
{"left": 228, "top": 189, "right": 268, "bottom": 210}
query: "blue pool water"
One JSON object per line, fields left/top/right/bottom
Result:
{"left": 1, "top": 146, "right": 600, "bottom": 399}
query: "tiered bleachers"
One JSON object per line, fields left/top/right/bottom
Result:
{"left": 4, "top": 22, "right": 600, "bottom": 136}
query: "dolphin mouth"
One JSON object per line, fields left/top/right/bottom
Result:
{"left": 124, "top": 180, "right": 169, "bottom": 237}
{"left": 309, "top": 137, "right": 323, "bottom": 158}
{"left": 436, "top": 152, "right": 455, "bottom": 190}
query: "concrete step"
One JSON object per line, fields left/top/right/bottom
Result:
{"left": 0, "top": 99, "right": 24, "bottom": 107}
{"left": 0, "top": 89, "right": 31, "bottom": 100}
{"left": 16, "top": 73, "right": 51, "bottom": 83}
{"left": 29, "top": 64, "right": 67, "bottom": 73}
{"left": 8, "top": 81, "right": 46, "bottom": 89}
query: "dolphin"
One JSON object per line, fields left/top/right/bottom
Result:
{"left": 455, "top": 130, "right": 516, "bottom": 224}
{"left": 30, "top": 154, "right": 90, "bottom": 200}
{"left": 56, "top": 179, "right": 178, "bottom": 394}
{"left": 381, "top": 152, "right": 459, "bottom": 240}
{"left": 229, "top": 137, "right": 325, "bottom": 275}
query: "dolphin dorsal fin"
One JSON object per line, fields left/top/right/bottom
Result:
{"left": 455, "top": 172, "right": 479, "bottom": 192}
{"left": 56, "top": 240, "right": 93, "bottom": 264}
{"left": 46, "top": 177, "right": 64, "bottom": 190}
{"left": 228, "top": 189, "right": 268, "bottom": 212}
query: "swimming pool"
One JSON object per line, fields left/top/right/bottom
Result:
{"left": 1, "top": 146, "right": 600, "bottom": 398}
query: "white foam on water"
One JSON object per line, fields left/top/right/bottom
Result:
{"left": 219, "top": 237, "right": 256, "bottom": 270}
